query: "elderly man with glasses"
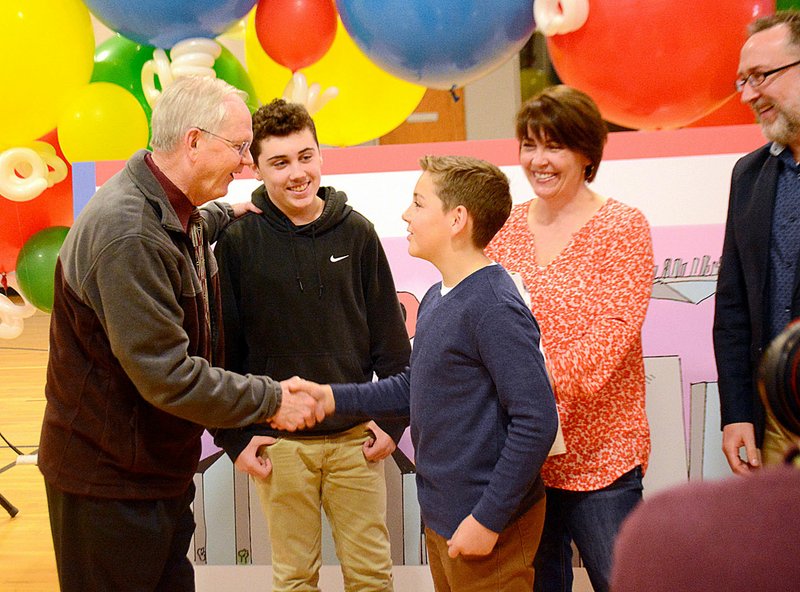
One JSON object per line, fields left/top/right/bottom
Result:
{"left": 714, "top": 9, "right": 800, "bottom": 477}
{"left": 38, "top": 76, "right": 325, "bottom": 592}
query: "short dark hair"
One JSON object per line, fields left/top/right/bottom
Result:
{"left": 515, "top": 85, "right": 607, "bottom": 182}
{"left": 749, "top": 10, "right": 800, "bottom": 48}
{"left": 250, "top": 99, "right": 319, "bottom": 162}
{"left": 418, "top": 155, "right": 511, "bottom": 249}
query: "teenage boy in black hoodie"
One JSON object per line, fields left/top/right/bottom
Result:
{"left": 212, "top": 99, "right": 410, "bottom": 591}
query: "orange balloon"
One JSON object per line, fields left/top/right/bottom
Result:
{"left": 547, "top": 0, "right": 774, "bottom": 130}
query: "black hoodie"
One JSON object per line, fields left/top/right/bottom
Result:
{"left": 212, "top": 185, "right": 411, "bottom": 461}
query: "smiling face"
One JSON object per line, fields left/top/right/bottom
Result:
{"left": 402, "top": 171, "right": 453, "bottom": 264}
{"left": 519, "top": 128, "right": 590, "bottom": 202}
{"left": 739, "top": 24, "right": 800, "bottom": 148}
{"left": 191, "top": 95, "right": 254, "bottom": 205}
{"left": 254, "top": 128, "right": 323, "bottom": 225}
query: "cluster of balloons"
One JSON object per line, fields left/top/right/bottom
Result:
{"left": 1, "top": 0, "right": 781, "bottom": 332}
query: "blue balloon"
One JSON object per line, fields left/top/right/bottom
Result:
{"left": 83, "top": 0, "right": 257, "bottom": 48}
{"left": 335, "top": 0, "right": 535, "bottom": 90}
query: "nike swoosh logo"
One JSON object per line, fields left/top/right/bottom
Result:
{"left": 330, "top": 255, "right": 350, "bottom": 263}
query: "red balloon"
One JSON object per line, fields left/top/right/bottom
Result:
{"left": 0, "top": 129, "right": 73, "bottom": 273}
{"left": 254, "top": 0, "right": 337, "bottom": 72}
{"left": 546, "top": 0, "right": 774, "bottom": 130}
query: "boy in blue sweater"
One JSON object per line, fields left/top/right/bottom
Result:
{"left": 291, "top": 155, "right": 558, "bottom": 591}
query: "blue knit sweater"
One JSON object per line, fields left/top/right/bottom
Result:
{"left": 334, "top": 264, "right": 558, "bottom": 538}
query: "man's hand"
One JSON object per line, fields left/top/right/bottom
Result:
{"left": 234, "top": 435, "right": 276, "bottom": 479}
{"left": 722, "top": 422, "right": 761, "bottom": 475}
{"left": 362, "top": 421, "right": 396, "bottom": 462}
{"left": 268, "top": 377, "right": 327, "bottom": 431}
{"left": 447, "top": 514, "right": 499, "bottom": 558}
{"left": 231, "top": 201, "right": 262, "bottom": 218}
{"left": 284, "top": 378, "right": 335, "bottom": 417}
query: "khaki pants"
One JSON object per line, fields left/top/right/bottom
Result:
{"left": 425, "top": 497, "right": 546, "bottom": 592}
{"left": 254, "top": 424, "right": 394, "bottom": 592}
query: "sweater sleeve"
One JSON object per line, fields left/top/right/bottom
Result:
{"left": 333, "top": 369, "right": 412, "bottom": 420}
{"left": 470, "top": 302, "right": 558, "bottom": 533}
{"left": 545, "top": 208, "right": 653, "bottom": 399}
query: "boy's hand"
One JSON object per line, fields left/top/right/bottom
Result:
{"left": 234, "top": 435, "right": 276, "bottom": 479}
{"left": 289, "top": 378, "right": 336, "bottom": 416}
{"left": 446, "top": 514, "right": 499, "bottom": 558}
{"left": 362, "top": 421, "right": 396, "bottom": 462}
{"left": 268, "top": 377, "right": 326, "bottom": 431}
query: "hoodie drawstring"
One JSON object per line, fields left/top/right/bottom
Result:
{"left": 286, "top": 222, "right": 304, "bottom": 292}
{"left": 286, "top": 220, "right": 324, "bottom": 298}
{"left": 311, "top": 225, "right": 324, "bottom": 299}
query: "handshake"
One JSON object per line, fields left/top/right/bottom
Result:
{"left": 268, "top": 377, "right": 336, "bottom": 431}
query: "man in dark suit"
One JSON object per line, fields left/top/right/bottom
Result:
{"left": 714, "top": 10, "right": 800, "bottom": 475}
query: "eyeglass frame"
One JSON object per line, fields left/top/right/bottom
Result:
{"left": 735, "top": 58, "right": 800, "bottom": 92}
{"left": 195, "top": 127, "right": 251, "bottom": 158}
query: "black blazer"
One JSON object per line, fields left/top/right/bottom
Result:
{"left": 713, "top": 143, "right": 800, "bottom": 445}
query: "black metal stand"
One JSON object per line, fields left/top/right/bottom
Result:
{"left": 0, "top": 492, "right": 18, "bottom": 517}
{"left": 0, "top": 430, "right": 23, "bottom": 517}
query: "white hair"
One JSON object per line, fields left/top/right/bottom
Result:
{"left": 150, "top": 76, "right": 249, "bottom": 152}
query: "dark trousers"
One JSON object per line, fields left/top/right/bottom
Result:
{"left": 45, "top": 480, "right": 196, "bottom": 592}
{"left": 534, "top": 466, "right": 644, "bottom": 592}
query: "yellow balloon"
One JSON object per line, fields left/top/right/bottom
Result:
{"left": 0, "top": 0, "right": 94, "bottom": 148}
{"left": 58, "top": 83, "right": 150, "bottom": 163}
{"left": 245, "top": 13, "right": 426, "bottom": 147}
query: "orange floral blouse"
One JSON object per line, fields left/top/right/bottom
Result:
{"left": 486, "top": 198, "right": 653, "bottom": 491}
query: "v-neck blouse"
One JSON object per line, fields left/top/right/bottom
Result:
{"left": 486, "top": 198, "right": 654, "bottom": 491}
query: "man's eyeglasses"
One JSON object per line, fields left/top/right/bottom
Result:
{"left": 196, "top": 127, "right": 251, "bottom": 158}
{"left": 735, "top": 58, "right": 800, "bottom": 92}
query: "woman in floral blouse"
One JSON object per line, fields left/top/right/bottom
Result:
{"left": 486, "top": 85, "right": 654, "bottom": 592}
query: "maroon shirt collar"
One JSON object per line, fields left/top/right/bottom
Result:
{"left": 144, "top": 152, "right": 195, "bottom": 232}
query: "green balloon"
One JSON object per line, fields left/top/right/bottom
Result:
{"left": 92, "top": 33, "right": 260, "bottom": 120}
{"left": 777, "top": 1, "right": 800, "bottom": 9}
{"left": 92, "top": 34, "right": 157, "bottom": 121}
{"left": 15, "top": 226, "right": 70, "bottom": 313}
{"left": 214, "top": 44, "right": 260, "bottom": 113}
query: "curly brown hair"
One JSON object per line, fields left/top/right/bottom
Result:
{"left": 250, "top": 99, "right": 319, "bottom": 162}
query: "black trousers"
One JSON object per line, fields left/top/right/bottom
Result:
{"left": 45, "top": 480, "right": 196, "bottom": 592}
